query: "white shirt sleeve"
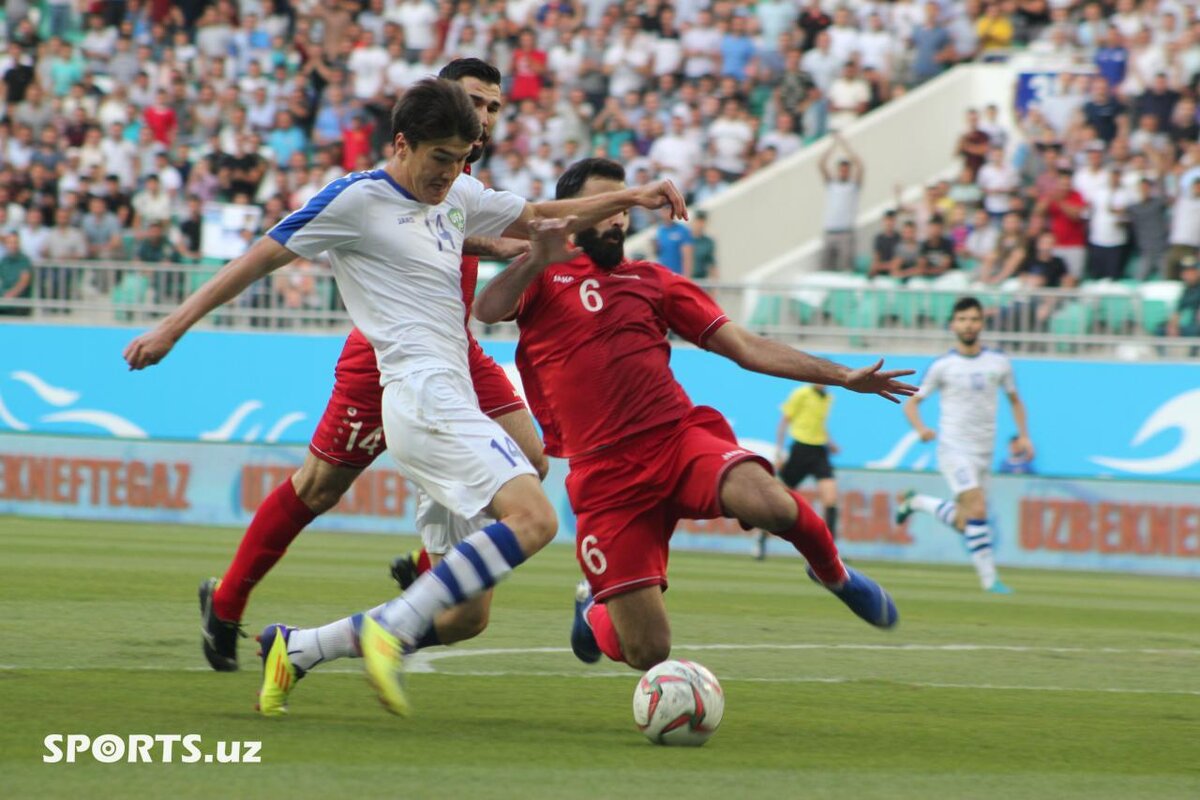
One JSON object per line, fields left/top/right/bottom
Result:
{"left": 453, "top": 173, "right": 527, "bottom": 239}
{"left": 268, "top": 173, "right": 366, "bottom": 258}
{"left": 916, "top": 358, "right": 944, "bottom": 399}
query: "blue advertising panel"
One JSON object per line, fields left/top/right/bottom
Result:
{"left": 2, "top": 434, "right": 1197, "bottom": 576}
{"left": 1, "top": 324, "right": 1199, "bottom": 482}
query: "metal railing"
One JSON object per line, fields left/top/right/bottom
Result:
{"left": 1, "top": 259, "right": 349, "bottom": 330}
{"left": 2, "top": 259, "right": 1195, "bottom": 360}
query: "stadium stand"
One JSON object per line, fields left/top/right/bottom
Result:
{"left": 0, "top": 0, "right": 1195, "bottom": 358}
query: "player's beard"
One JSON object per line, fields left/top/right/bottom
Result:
{"left": 576, "top": 227, "right": 625, "bottom": 270}
{"left": 957, "top": 331, "right": 979, "bottom": 346}
{"left": 467, "top": 133, "right": 490, "bottom": 164}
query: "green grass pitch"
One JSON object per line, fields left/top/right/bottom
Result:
{"left": 2, "top": 516, "right": 1198, "bottom": 799}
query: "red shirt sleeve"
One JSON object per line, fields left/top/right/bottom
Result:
{"left": 660, "top": 271, "right": 728, "bottom": 348}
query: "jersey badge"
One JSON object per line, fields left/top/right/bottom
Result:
{"left": 448, "top": 207, "right": 466, "bottom": 233}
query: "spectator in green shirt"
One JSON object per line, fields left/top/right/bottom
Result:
{"left": 0, "top": 231, "right": 32, "bottom": 315}
{"left": 691, "top": 211, "right": 718, "bottom": 281}
{"left": 1164, "top": 262, "right": 1200, "bottom": 339}
{"left": 135, "top": 221, "right": 183, "bottom": 305}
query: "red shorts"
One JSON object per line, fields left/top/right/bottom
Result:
{"left": 308, "top": 329, "right": 528, "bottom": 468}
{"left": 565, "top": 406, "right": 769, "bottom": 602}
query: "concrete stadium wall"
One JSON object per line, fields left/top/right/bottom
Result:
{"left": 626, "top": 64, "right": 1018, "bottom": 282}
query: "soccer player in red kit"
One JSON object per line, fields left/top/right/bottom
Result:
{"left": 197, "top": 59, "right": 543, "bottom": 672}
{"left": 472, "top": 158, "right": 915, "bottom": 670}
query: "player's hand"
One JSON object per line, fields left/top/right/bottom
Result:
{"left": 632, "top": 180, "right": 688, "bottom": 220}
{"left": 123, "top": 325, "right": 178, "bottom": 371}
{"left": 827, "top": 441, "right": 840, "bottom": 455}
{"left": 917, "top": 427, "right": 937, "bottom": 443}
{"left": 528, "top": 216, "right": 581, "bottom": 266}
{"left": 842, "top": 359, "right": 918, "bottom": 404}
{"left": 1013, "top": 435, "right": 1035, "bottom": 458}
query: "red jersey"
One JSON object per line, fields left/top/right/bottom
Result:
{"left": 515, "top": 255, "right": 729, "bottom": 458}
{"left": 143, "top": 105, "right": 177, "bottom": 145}
{"left": 509, "top": 48, "right": 547, "bottom": 102}
{"left": 1046, "top": 191, "right": 1088, "bottom": 247}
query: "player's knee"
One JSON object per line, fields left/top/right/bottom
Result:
{"left": 506, "top": 500, "right": 558, "bottom": 551}
{"left": 625, "top": 635, "right": 672, "bottom": 671}
{"left": 960, "top": 495, "right": 987, "bottom": 520}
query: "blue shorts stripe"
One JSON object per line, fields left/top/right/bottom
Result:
{"left": 457, "top": 540, "right": 495, "bottom": 590}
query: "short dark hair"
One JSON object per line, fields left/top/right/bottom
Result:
{"left": 389, "top": 78, "right": 481, "bottom": 147}
{"left": 952, "top": 296, "right": 983, "bottom": 317}
{"left": 438, "top": 58, "right": 502, "bottom": 86}
{"left": 555, "top": 158, "right": 626, "bottom": 200}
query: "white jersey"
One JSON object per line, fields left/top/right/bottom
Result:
{"left": 269, "top": 170, "right": 525, "bottom": 385}
{"left": 917, "top": 347, "right": 1016, "bottom": 457}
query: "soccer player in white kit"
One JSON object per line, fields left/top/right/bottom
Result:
{"left": 124, "top": 78, "right": 687, "bottom": 716}
{"left": 894, "top": 297, "right": 1033, "bottom": 594}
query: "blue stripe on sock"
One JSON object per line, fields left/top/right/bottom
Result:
{"left": 458, "top": 540, "right": 496, "bottom": 590}
{"left": 431, "top": 559, "right": 466, "bottom": 603}
{"left": 966, "top": 519, "right": 987, "bottom": 526}
{"left": 484, "top": 522, "right": 525, "bottom": 567}
{"left": 967, "top": 541, "right": 991, "bottom": 552}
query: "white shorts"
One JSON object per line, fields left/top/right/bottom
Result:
{"left": 382, "top": 369, "right": 536, "bottom": 523}
{"left": 414, "top": 489, "right": 492, "bottom": 555}
{"left": 936, "top": 448, "right": 991, "bottom": 497}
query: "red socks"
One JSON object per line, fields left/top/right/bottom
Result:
{"left": 212, "top": 478, "right": 317, "bottom": 621}
{"left": 777, "top": 490, "right": 848, "bottom": 585}
{"left": 586, "top": 602, "right": 626, "bottom": 663}
{"left": 416, "top": 548, "right": 431, "bottom": 575}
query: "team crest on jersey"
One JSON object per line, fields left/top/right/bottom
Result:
{"left": 448, "top": 208, "right": 466, "bottom": 233}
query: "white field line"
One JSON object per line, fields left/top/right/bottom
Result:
{"left": 2, "top": 642, "right": 1199, "bottom": 696}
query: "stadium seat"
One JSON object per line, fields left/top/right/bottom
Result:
{"left": 1138, "top": 282, "right": 1185, "bottom": 334}
{"left": 1048, "top": 300, "right": 1094, "bottom": 352}
{"left": 111, "top": 272, "right": 149, "bottom": 322}
{"left": 748, "top": 293, "right": 782, "bottom": 329}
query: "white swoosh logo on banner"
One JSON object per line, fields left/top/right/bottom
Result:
{"left": 867, "top": 431, "right": 923, "bottom": 469}
{"left": 41, "top": 411, "right": 147, "bottom": 438}
{"left": 10, "top": 371, "right": 80, "bottom": 407}
{"left": 1091, "top": 389, "right": 1200, "bottom": 475}
{"left": 200, "top": 401, "right": 263, "bottom": 441}
{"left": 0, "top": 393, "right": 29, "bottom": 430}
{"left": 265, "top": 413, "right": 307, "bottom": 443}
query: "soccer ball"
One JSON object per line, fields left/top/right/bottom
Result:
{"left": 632, "top": 659, "right": 724, "bottom": 746}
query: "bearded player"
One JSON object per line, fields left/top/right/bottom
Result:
{"left": 471, "top": 158, "right": 914, "bottom": 670}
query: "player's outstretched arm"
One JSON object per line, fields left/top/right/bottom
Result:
{"left": 500, "top": 179, "right": 687, "bottom": 240}
{"left": 903, "top": 394, "right": 936, "bottom": 442}
{"left": 1007, "top": 391, "right": 1034, "bottom": 457}
{"left": 474, "top": 217, "right": 580, "bottom": 324}
{"left": 706, "top": 323, "right": 918, "bottom": 403}
{"left": 123, "top": 237, "right": 298, "bottom": 370}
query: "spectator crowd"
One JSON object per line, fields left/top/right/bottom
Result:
{"left": 0, "top": 0, "right": 1193, "bottom": 345}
